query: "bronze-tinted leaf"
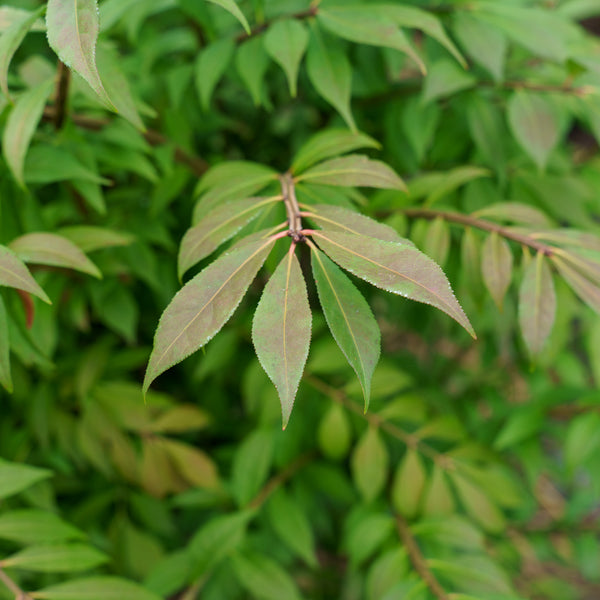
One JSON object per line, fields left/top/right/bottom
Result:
{"left": 144, "top": 237, "right": 275, "bottom": 393}
{"left": 518, "top": 252, "right": 556, "bottom": 358}
{"left": 0, "top": 245, "right": 50, "bottom": 303}
{"left": 552, "top": 255, "right": 600, "bottom": 315}
{"left": 312, "top": 230, "right": 475, "bottom": 337}
{"left": 481, "top": 231, "right": 513, "bottom": 309}
{"left": 252, "top": 250, "right": 311, "bottom": 428}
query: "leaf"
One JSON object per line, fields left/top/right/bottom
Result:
{"left": 46, "top": 0, "right": 114, "bottom": 109}
{"left": 467, "top": 94, "right": 507, "bottom": 173}
{"left": 402, "top": 95, "right": 440, "bottom": 163}
{"left": 317, "top": 6, "right": 425, "bottom": 74}
{"left": 267, "top": 489, "right": 317, "bottom": 567}
{"left": 507, "top": 91, "right": 560, "bottom": 170}
{"left": 312, "top": 231, "right": 475, "bottom": 337}
{"left": 205, "top": 0, "right": 250, "bottom": 34}
{"left": 317, "top": 404, "right": 352, "bottom": 461}
{"left": 472, "top": 203, "right": 553, "bottom": 228}
{"left": 422, "top": 216, "right": 450, "bottom": 267}
{"left": 195, "top": 37, "right": 235, "bottom": 111}
{"left": 179, "top": 197, "right": 279, "bottom": 278}
{"left": 235, "top": 35, "right": 270, "bottom": 106}
{"left": 292, "top": 129, "right": 380, "bottom": 174}
{"left": 9, "top": 233, "right": 101, "bottom": 279}
{"left": 0, "top": 510, "right": 84, "bottom": 545}
{"left": 252, "top": 251, "right": 311, "bottom": 428}
{"left": 494, "top": 408, "right": 544, "bottom": 450}
{"left": 149, "top": 405, "right": 210, "bottom": 433}
{"left": 345, "top": 513, "right": 395, "bottom": 567}
{"left": 422, "top": 464, "right": 455, "bottom": 516}
{"left": 161, "top": 439, "right": 220, "bottom": 489}
{"left": 0, "top": 296, "right": 11, "bottom": 392}
{"left": 308, "top": 204, "right": 410, "bottom": 244}
{"left": 366, "top": 548, "right": 409, "bottom": 600}
{"left": 2, "top": 80, "right": 54, "bottom": 187}
{"left": 306, "top": 25, "right": 355, "bottom": 131}
{"left": 0, "top": 246, "right": 51, "bottom": 304}
{"left": 264, "top": 19, "right": 309, "bottom": 97}
{"left": 565, "top": 413, "right": 600, "bottom": 471}
{"left": 230, "top": 551, "right": 301, "bottom": 600}
{"left": 422, "top": 59, "right": 476, "bottom": 104}
{"left": 552, "top": 255, "right": 600, "bottom": 314}
{"left": 451, "top": 12, "right": 506, "bottom": 81}
{"left": 351, "top": 426, "right": 389, "bottom": 503}
{"left": 57, "top": 226, "right": 134, "bottom": 252}
{"left": 518, "top": 252, "right": 556, "bottom": 358}
{"left": 143, "top": 236, "right": 275, "bottom": 393}
{"left": 481, "top": 231, "right": 513, "bottom": 310}
{"left": 2, "top": 544, "right": 108, "bottom": 573}
{"left": 196, "top": 160, "right": 278, "bottom": 196}
{"left": 0, "top": 459, "right": 52, "bottom": 500}
{"left": 391, "top": 448, "right": 426, "bottom": 519}
{"left": 311, "top": 247, "right": 380, "bottom": 409}
{"left": 32, "top": 576, "right": 162, "bottom": 600}
{"left": 188, "top": 511, "right": 253, "bottom": 578}
{"left": 0, "top": 6, "right": 45, "bottom": 98}
{"left": 297, "top": 155, "right": 406, "bottom": 190}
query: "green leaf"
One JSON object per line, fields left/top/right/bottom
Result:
{"left": 2, "top": 544, "right": 108, "bottom": 573}
{"left": 267, "top": 489, "right": 317, "bottom": 567}
{"left": 351, "top": 426, "right": 389, "bottom": 503}
{"left": 264, "top": 19, "right": 308, "bottom": 97}
{"left": 196, "top": 160, "right": 278, "bottom": 196}
{"left": 312, "top": 231, "right": 475, "bottom": 337}
{"left": 46, "top": 0, "right": 114, "bottom": 109}
{"left": 467, "top": 94, "right": 507, "bottom": 173}
{"left": 391, "top": 448, "right": 426, "bottom": 519}
{"left": 452, "top": 12, "right": 506, "bottom": 81}
{"left": 422, "top": 216, "right": 450, "bottom": 267}
{"left": 472, "top": 203, "right": 553, "bottom": 228}
{"left": 205, "top": 0, "right": 250, "bottom": 34}
{"left": 32, "top": 576, "right": 162, "bottom": 600}
{"left": 0, "top": 6, "right": 45, "bottom": 98}
{"left": 306, "top": 25, "right": 355, "bottom": 131}
{"left": 317, "top": 6, "right": 425, "bottom": 75}
{"left": 552, "top": 254, "right": 600, "bottom": 314}
{"left": 9, "top": 233, "right": 101, "bottom": 279}
{"left": 57, "top": 226, "right": 135, "bottom": 253}
{"left": 235, "top": 35, "right": 270, "bottom": 106}
{"left": 402, "top": 95, "right": 440, "bottom": 163}
{"left": 0, "top": 510, "right": 84, "bottom": 545}
{"left": 149, "top": 405, "right": 210, "bottom": 434}
{"left": 297, "top": 155, "right": 406, "bottom": 190}
{"left": 195, "top": 37, "right": 235, "bottom": 111}
{"left": 0, "top": 460, "right": 52, "bottom": 500}
{"left": 366, "top": 548, "right": 409, "bottom": 600}
{"left": 2, "top": 80, "right": 54, "bottom": 187}
{"left": 565, "top": 412, "right": 600, "bottom": 471}
{"left": 308, "top": 204, "right": 410, "bottom": 244}
{"left": 0, "top": 245, "right": 51, "bottom": 303}
{"left": 317, "top": 403, "right": 352, "bottom": 461}
{"left": 422, "top": 59, "right": 476, "bottom": 105}
{"left": 518, "top": 252, "right": 556, "bottom": 358}
{"left": 494, "top": 408, "right": 543, "bottom": 450}
{"left": 311, "top": 247, "right": 380, "bottom": 409}
{"left": 422, "top": 465, "right": 455, "bottom": 516}
{"left": 252, "top": 250, "right": 311, "bottom": 428}
{"left": 230, "top": 551, "right": 301, "bottom": 600}
{"left": 481, "top": 231, "right": 513, "bottom": 310}
{"left": 292, "top": 129, "right": 380, "bottom": 174}
{"left": 0, "top": 295, "right": 12, "bottom": 392}
{"left": 144, "top": 236, "right": 275, "bottom": 392}
{"left": 507, "top": 91, "right": 560, "bottom": 170}
{"left": 179, "top": 197, "right": 279, "bottom": 279}
{"left": 188, "top": 511, "right": 253, "bottom": 578}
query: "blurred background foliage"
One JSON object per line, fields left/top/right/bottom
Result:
{"left": 1, "top": 0, "right": 600, "bottom": 599}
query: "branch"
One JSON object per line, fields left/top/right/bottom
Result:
{"left": 395, "top": 514, "right": 450, "bottom": 600}
{"left": 402, "top": 208, "right": 556, "bottom": 256}
{"left": 279, "top": 172, "right": 304, "bottom": 242}
{"left": 53, "top": 60, "right": 71, "bottom": 130}
{"left": 0, "top": 567, "right": 32, "bottom": 600}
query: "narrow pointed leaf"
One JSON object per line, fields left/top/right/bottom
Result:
{"left": 312, "top": 231, "right": 475, "bottom": 337}
{"left": 195, "top": 37, "right": 235, "bottom": 111}
{"left": 32, "top": 576, "right": 162, "bottom": 600}
{"left": 311, "top": 247, "right": 380, "bottom": 409}
{"left": 2, "top": 544, "right": 108, "bottom": 573}
{"left": 235, "top": 35, "right": 270, "bottom": 106}
{"left": 2, "top": 80, "right": 54, "bottom": 187}
{"left": 0, "top": 6, "right": 44, "bottom": 98}
{"left": 57, "top": 226, "right": 134, "bottom": 253}
{"left": 252, "top": 250, "right": 311, "bottom": 428}
{"left": 144, "top": 237, "right": 275, "bottom": 393}
{"left": 179, "top": 197, "right": 279, "bottom": 278}
{"left": 0, "top": 510, "right": 84, "bottom": 545}
{"left": 264, "top": 19, "right": 308, "bottom": 97}
{"left": 351, "top": 426, "right": 388, "bottom": 502}
{"left": 9, "top": 233, "right": 101, "bottom": 279}
{"left": 473, "top": 202, "right": 553, "bottom": 228}
{"left": 308, "top": 204, "right": 411, "bottom": 244}
{"left": 0, "top": 296, "right": 12, "bottom": 393}
{"left": 292, "top": 129, "right": 380, "bottom": 175}
{"left": 205, "top": 0, "right": 250, "bottom": 34}
{"left": 553, "top": 248, "right": 600, "bottom": 286}
{"left": 481, "top": 231, "right": 513, "bottom": 310}
{"left": 46, "top": 0, "right": 114, "bottom": 109}
{"left": 0, "top": 245, "right": 51, "bottom": 303}
{"left": 0, "top": 460, "right": 52, "bottom": 500}
{"left": 519, "top": 252, "right": 556, "bottom": 358}
{"left": 552, "top": 255, "right": 600, "bottom": 315}
{"left": 392, "top": 448, "right": 426, "bottom": 519}
{"left": 306, "top": 26, "right": 355, "bottom": 131}
{"left": 318, "top": 7, "right": 425, "bottom": 74}
{"left": 297, "top": 155, "right": 406, "bottom": 190}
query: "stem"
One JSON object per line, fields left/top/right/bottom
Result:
{"left": 0, "top": 567, "right": 32, "bottom": 600}
{"left": 53, "top": 60, "right": 71, "bottom": 130}
{"left": 403, "top": 208, "right": 556, "bottom": 256}
{"left": 396, "top": 515, "right": 450, "bottom": 600}
{"left": 279, "top": 172, "right": 304, "bottom": 242}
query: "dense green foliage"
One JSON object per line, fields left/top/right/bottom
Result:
{"left": 1, "top": 0, "right": 600, "bottom": 598}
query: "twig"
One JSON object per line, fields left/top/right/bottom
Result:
{"left": 0, "top": 567, "right": 32, "bottom": 600}
{"left": 53, "top": 60, "right": 71, "bottom": 130}
{"left": 396, "top": 514, "right": 450, "bottom": 600}
{"left": 402, "top": 208, "right": 556, "bottom": 256}
{"left": 279, "top": 172, "right": 304, "bottom": 242}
